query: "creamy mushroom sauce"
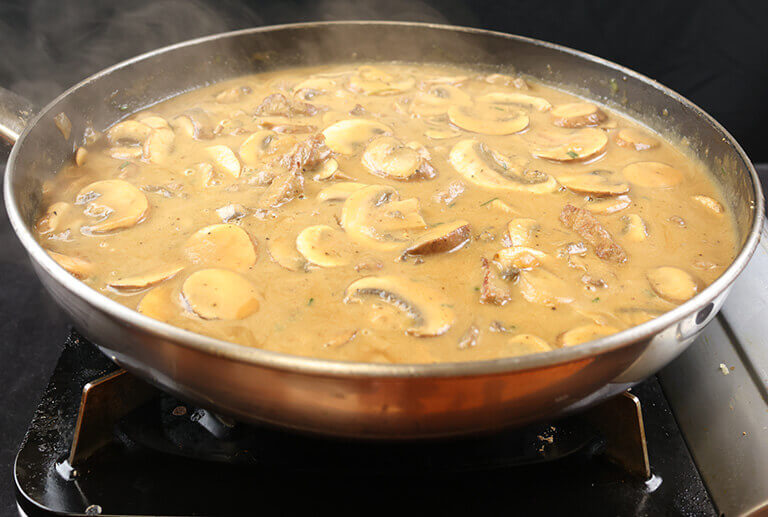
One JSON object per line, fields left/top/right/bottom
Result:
{"left": 36, "top": 63, "right": 737, "bottom": 363}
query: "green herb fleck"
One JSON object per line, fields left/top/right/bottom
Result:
{"left": 474, "top": 286, "right": 481, "bottom": 292}
{"left": 609, "top": 78, "right": 619, "bottom": 94}
{"left": 441, "top": 303, "right": 455, "bottom": 308}
{"left": 119, "top": 161, "right": 130, "bottom": 170}
{"left": 118, "top": 105, "right": 129, "bottom": 111}
{"left": 592, "top": 297, "right": 600, "bottom": 303}
{"left": 448, "top": 202, "right": 456, "bottom": 208}
{"left": 307, "top": 298, "right": 314, "bottom": 306}
{"left": 480, "top": 197, "right": 499, "bottom": 207}
{"left": 566, "top": 150, "right": 579, "bottom": 159}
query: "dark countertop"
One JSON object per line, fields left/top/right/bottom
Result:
{"left": 0, "top": 150, "right": 765, "bottom": 515}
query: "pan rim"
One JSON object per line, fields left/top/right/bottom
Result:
{"left": 4, "top": 20, "right": 764, "bottom": 378}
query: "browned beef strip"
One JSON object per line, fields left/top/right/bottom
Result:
{"left": 559, "top": 204, "right": 627, "bottom": 263}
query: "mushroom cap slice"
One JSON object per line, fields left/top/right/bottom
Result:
{"left": 36, "top": 202, "right": 72, "bottom": 235}
{"left": 404, "top": 220, "right": 471, "bottom": 256}
{"left": 239, "top": 131, "right": 298, "bottom": 167}
{"left": 476, "top": 92, "right": 552, "bottom": 112}
{"left": 184, "top": 224, "right": 257, "bottom": 271}
{"left": 621, "top": 214, "right": 648, "bottom": 242}
{"left": 551, "top": 102, "right": 607, "bottom": 128}
{"left": 205, "top": 145, "right": 241, "bottom": 177}
{"left": 516, "top": 269, "right": 576, "bottom": 307}
{"left": 507, "top": 334, "right": 551, "bottom": 355}
{"left": 322, "top": 119, "right": 391, "bottom": 155}
{"left": 494, "top": 247, "right": 547, "bottom": 271}
{"left": 531, "top": 128, "right": 608, "bottom": 162}
{"left": 507, "top": 218, "right": 540, "bottom": 246}
{"left": 348, "top": 66, "right": 415, "bottom": 96}
{"left": 557, "top": 324, "right": 619, "bottom": 347}
{"left": 317, "top": 182, "right": 368, "bottom": 202}
{"left": 344, "top": 276, "right": 454, "bottom": 337}
{"left": 143, "top": 127, "right": 175, "bottom": 165}
{"left": 48, "top": 251, "right": 93, "bottom": 279}
{"left": 693, "top": 195, "right": 724, "bottom": 215}
{"left": 448, "top": 103, "right": 529, "bottom": 135}
{"left": 341, "top": 185, "right": 427, "bottom": 251}
{"left": 449, "top": 139, "right": 558, "bottom": 194}
{"left": 75, "top": 180, "right": 149, "bottom": 233}
{"left": 296, "top": 225, "right": 353, "bottom": 267}
{"left": 615, "top": 128, "right": 659, "bottom": 151}
{"left": 646, "top": 267, "right": 699, "bottom": 303}
{"left": 182, "top": 268, "right": 260, "bottom": 320}
{"left": 583, "top": 195, "right": 632, "bottom": 215}
{"left": 410, "top": 85, "right": 471, "bottom": 116}
{"left": 107, "top": 120, "right": 151, "bottom": 146}
{"left": 362, "top": 137, "right": 424, "bottom": 180}
{"left": 137, "top": 284, "right": 176, "bottom": 322}
{"left": 622, "top": 162, "right": 683, "bottom": 188}
{"left": 108, "top": 264, "right": 184, "bottom": 291}
{"left": 557, "top": 170, "right": 630, "bottom": 196}
{"left": 312, "top": 158, "right": 340, "bottom": 180}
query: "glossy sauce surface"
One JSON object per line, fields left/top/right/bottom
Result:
{"left": 36, "top": 63, "right": 737, "bottom": 363}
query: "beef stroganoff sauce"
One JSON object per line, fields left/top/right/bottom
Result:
{"left": 35, "top": 64, "right": 737, "bottom": 363}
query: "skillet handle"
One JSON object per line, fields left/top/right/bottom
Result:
{"left": 0, "top": 86, "right": 37, "bottom": 145}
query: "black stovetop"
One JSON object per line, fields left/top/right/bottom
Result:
{"left": 14, "top": 331, "right": 715, "bottom": 517}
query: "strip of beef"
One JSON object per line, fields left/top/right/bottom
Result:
{"left": 480, "top": 257, "right": 513, "bottom": 305}
{"left": 559, "top": 204, "right": 627, "bottom": 263}
{"left": 255, "top": 93, "right": 318, "bottom": 117}
{"left": 259, "top": 134, "right": 331, "bottom": 208}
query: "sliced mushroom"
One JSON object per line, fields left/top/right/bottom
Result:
{"left": 108, "top": 264, "right": 184, "bottom": 291}
{"left": 48, "top": 251, "right": 93, "bottom": 279}
{"left": 622, "top": 162, "right": 683, "bottom": 188}
{"left": 516, "top": 268, "right": 576, "bottom": 307}
{"left": 344, "top": 276, "right": 454, "bottom": 336}
{"left": 107, "top": 120, "right": 152, "bottom": 147}
{"left": 646, "top": 267, "right": 699, "bottom": 303}
{"left": 410, "top": 85, "right": 471, "bottom": 116}
{"left": 317, "top": 182, "right": 368, "bottom": 202}
{"left": 184, "top": 224, "right": 257, "bottom": 271}
{"left": 75, "top": 147, "right": 87, "bottom": 166}
{"left": 341, "top": 185, "right": 427, "bottom": 251}
{"left": 362, "top": 136, "right": 433, "bottom": 181}
{"left": 238, "top": 130, "right": 297, "bottom": 168}
{"left": 75, "top": 180, "right": 149, "bottom": 233}
{"left": 347, "top": 66, "right": 415, "bottom": 96}
{"left": 173, "top": 109, "right": 214, "bottom": 140}
{"left": 494, "top": 247, "right": 547, "bottom": 272}
{"left": 449, "top": 139, "right": 558, "bottom": 193}
{"left": 584, "top": 195, "right": 632, "bottom": 215}
{"left": 36, "top": 202, "right": 71, "bottom": 235}
{"left": 531, "top": 128, "right": 608, "bottom": 162}
{"left": 266, "top": 217, "right": 307, "bottom": 272}
{"left": 615, "top": 128, "right": 659, "bottom": 151}
{"left": 488, "top": 199, "right": 520, "bottom": 215}
{"left": 205, "top": 145, "right": 241, "bottom": 178}
{"left": 476, "top": 92, "right": 552, "bottom": 112}
{"left": 507, "top": 218, "right": 540, "bottom": 246}
{"left": 621, "top": 214, "right": 648, "bottom": 241}
{"left": 507, "top": 334, "right": 551, "bottom": 354}
{"left": 557, "top": 324, "right": 619, "bottom": 346}
{"left": 322, "top": 119, "right": 391, "bottom": 155}
{"left": 216, "top": 203, "right": 249, "bottom": 223}
{"left": 448, "top": 103, "right": 529, "bottom": 135}
{"left": 425, "top": 128, "right": 461, "bottom": 140}
{"left": 557, "top": 170, "right": 630, "bottom": 196}
{"left": 484, "top": 74, "right": 528, "bottom": 89}
{"left": 312, "top": 158, "right": 340, "bottom": 180}
{"left": 181, "top": 268, "right": 260, "bottom": 320}
{"left": 551, "top": 102, "right": 607, "bottom": 128}
{"left": 137, "top": 284, "right": 176, "bottom": 322}
{"left": 296, "top": 225, "right": 353, "bottom": 267}
{"left": 693, "top": 195, "right": 724, "bottom": 215}
{"left": 404, "top": 220, "right": 471, "bottom": 256}
{"left": 143, "top": 127, "right": 175, "bottom": 165}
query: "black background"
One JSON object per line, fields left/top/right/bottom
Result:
{"left": 1, "top": 0, "right": 768, "bottom": 159}
{"left": 1, "top": 1, "right": 768, "bottom": 515}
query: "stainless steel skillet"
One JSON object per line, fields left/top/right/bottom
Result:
{"left": 2, "top": 21, "right": 763, "bottom": 438}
